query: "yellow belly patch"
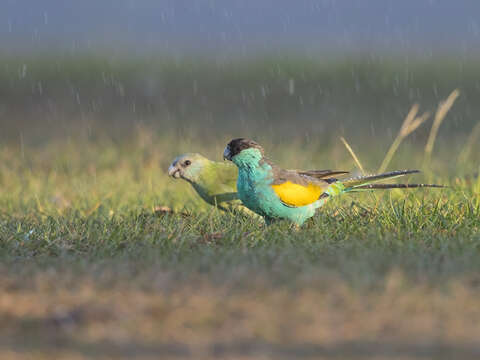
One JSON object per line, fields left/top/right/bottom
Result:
{"left": 271, "top": 181, "right": 323, "bottom": 207}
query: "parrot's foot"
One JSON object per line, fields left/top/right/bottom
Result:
{"left": 290, "top": 223, "right": 301, "bottom": 231}
{"left": 350, "top": 201, "right": 372, "bottom": 217}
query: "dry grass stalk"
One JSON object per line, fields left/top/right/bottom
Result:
{"left": 340, "top": 136, "right": 365, "bottom": 174}
{"left": 378, "top": 104, "right": 430, "bottom": 173}
{"left": 458, "top": 121, "right": 480, "bottom": 164}
{"left": 424, "top": 89, "right": 460, "bottom": 163}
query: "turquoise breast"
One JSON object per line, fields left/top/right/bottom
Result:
{"left": 237, "top": 163, "right": 274, "bottom": 217}
{"left": 232, "top": 148, "right": 323, "bottom": 225}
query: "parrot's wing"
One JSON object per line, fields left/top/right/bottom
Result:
{"left": 189, "top": 160, "right": 239, "bottom": 207}
{"left": 211, "top": 161, "right": 239, "bottom": 190}
{"left": 270, "top": 167, "right": 333, "bottom": 207}
{"left": 297, "top": 169, "right": 349, "bottom": 180}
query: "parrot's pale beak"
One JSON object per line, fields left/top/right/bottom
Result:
{"left": 223, "top": 146, "right": 231, "bottom": 161}
{"left": 168, "top": 164, "right": 181, "bottom": 178}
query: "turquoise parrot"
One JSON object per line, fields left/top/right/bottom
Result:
{"left": 168, "top": 153, "right": 248, "bottom": 213}
{"left": 223, "top": 138, "right": 442, "bottom": 226}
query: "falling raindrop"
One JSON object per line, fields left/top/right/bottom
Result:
{"left": 288, "top": 78, "right": 295, "bottom": 95}
{"left": 19, "top": 64, "right": 27, "bottom": 79}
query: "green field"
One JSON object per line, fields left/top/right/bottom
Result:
{"left": 1, "top": 56, "right": 480, "bottom": 359}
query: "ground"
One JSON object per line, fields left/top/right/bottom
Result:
{"left": 0, "top": 132, "right": 479, "bottom": 360}
{"left": 1, "top": 57, "right": 479, "bottom": 359}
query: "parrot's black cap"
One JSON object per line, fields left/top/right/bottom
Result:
{"left": 223, "top": 138, "right": 263, "bottom": 160}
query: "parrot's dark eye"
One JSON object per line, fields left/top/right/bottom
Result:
{"left": 184, "top": 160, "right": 191, "bottom": 166}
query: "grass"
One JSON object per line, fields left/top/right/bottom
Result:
{"left": 1, "top": 55, "right": 480, "bottom": 359}
{"left": 1, "top": 130, "right": 480, "bottom": 359}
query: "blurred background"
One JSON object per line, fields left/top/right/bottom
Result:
{"left": 1, "top": 0, "right": 479, "bottom": 169}
{"left": 2, "top": 3, "right": 480, "bottom": 358}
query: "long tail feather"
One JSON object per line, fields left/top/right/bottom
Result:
{"left": 321, "top": 169, "right": 443, "bottom": 199}
{"left": 352, "top": 183, "right": 445, "bottom": 191}
{"left": 342, "top": 170, "right": 420, "bottom": 188}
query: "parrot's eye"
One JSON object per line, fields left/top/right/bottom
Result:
{"left": 184, "top": 160, "right": 191, "bottom": 166}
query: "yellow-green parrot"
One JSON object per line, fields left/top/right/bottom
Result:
{"left": 167, "top": 153, "right": 250, "bottom": 213}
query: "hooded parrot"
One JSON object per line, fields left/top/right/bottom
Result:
{"left": 223, "top": 138, "right": 442, "bottom": 226}
{"left": 168, "top": 153, "right": 253, "bottom": 214}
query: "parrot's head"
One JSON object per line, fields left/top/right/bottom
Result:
{"left": 168, "top": 153, "right": 209, "bottom": 183}
{"left": 223, "top": 138, "right": 264, "bottom": 163}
